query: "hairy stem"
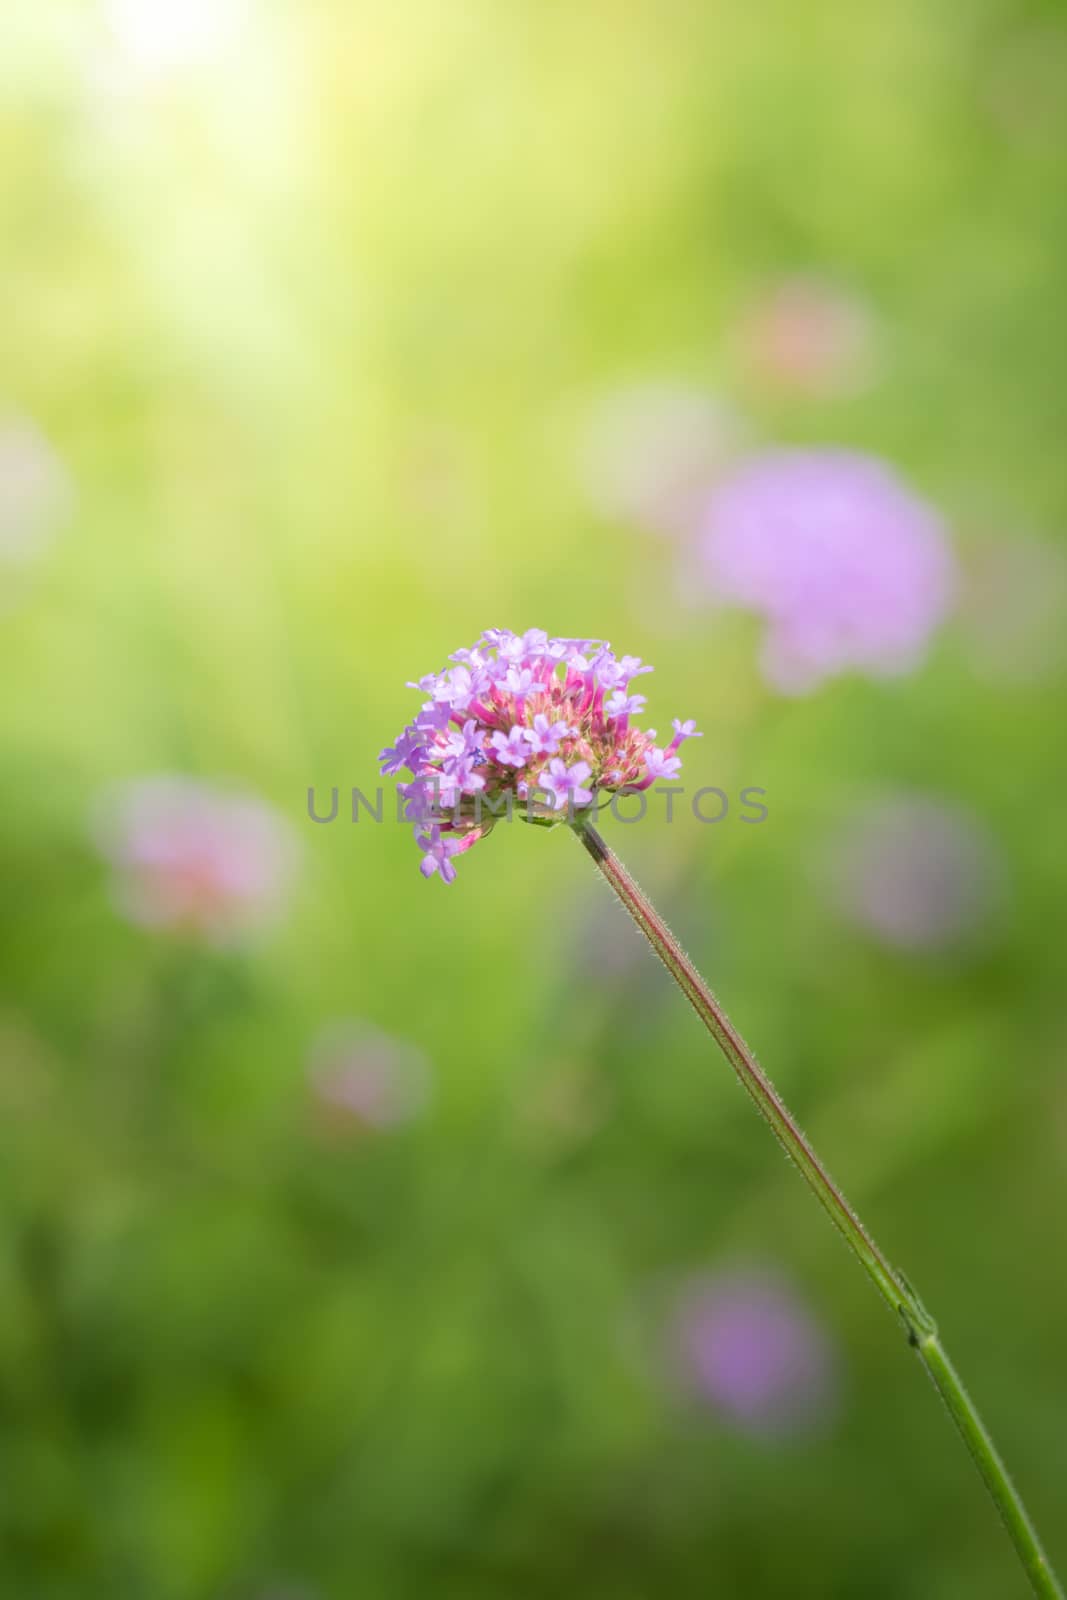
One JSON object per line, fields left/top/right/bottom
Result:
{"left": 573, "top": 819, "right": 1061, "bottom": 1599}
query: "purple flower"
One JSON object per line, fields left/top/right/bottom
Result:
{"left": 605, "top": 689, "right": 647, "bottom": 719}
{"left": 823, "top": 792, "right": 1004, "bottom": 953}
{"left": 525, "top": 713, "right": 573, "bottom": 756}
{"left": 503, "top": 665, "right": 536, "bottom": 697}
{"left": 642, "top": 747, "right": 682, "bottom": 782}
{"left": 488, "top": 725, "right": 531, "bottom": 767}
{"left": 93, "top": 776, "right": 297, "bottom": 942}
{"left": 308, "top": 1021, "right": 430, "bottom": 1134}
{"left": 539, "top": 758, "right": 594, "bottom": 811}
{"left": 378, "top": 727, "right": 426, "bottom": 776}
{"left": 416, "top": 826, "right": 459, "bottom": 884}
{"left": 615, "top": 654, "right": 654, "bottom": 683}
{"left": 669, "top": 1267, "right": 839, "bottom": 1438}
{"left": 698, "top": 450, "right": 956, "bottom": 694}
{"left": 379, "top": 631, "right": 700, "bottom": 882}
{"left": 669, "top": 718, "right": 703, "bottom": 749}
{"left": 414, "top": 702, "right": 452, "bottom": 734}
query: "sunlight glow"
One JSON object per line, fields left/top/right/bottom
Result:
{"left": 103, "top": 0, "right": 250, "bottom": 74}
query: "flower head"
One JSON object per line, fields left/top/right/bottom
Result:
{"left": 380, "top": 631, "right": 699, "bottom": 882}
{"left": 698, "top": 450, "right": 956, "bottom": 694}
{"left": 93, "top": 775, "right": 297, "bottom": 941}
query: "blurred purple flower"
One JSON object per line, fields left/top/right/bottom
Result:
{"left": 698, "top": 449, "right": 956, "bottom": 693}
{"left": 824, "top": 792, "right": 1004, "bottom": 953}
{"left": 0, "top": 419, "right": 73, "bottom": 582}
{"left": 734, "top": 275, "right": 880, "bottom": 398}
{"left": 94, "top": 776, "right": 297, "bottom": 942}
{"left": 960, "top": 534, "right": 1067, "bottom": 686}
{"left": 669, "top": 1267, "right": 839, "bottom": 1438}
{"left": 308, "top": 1022, "right": 430, "bottom": 1134}
{"left": 578, "top": 383, "right": 744, "bottom": 535}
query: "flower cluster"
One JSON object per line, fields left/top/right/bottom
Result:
{"left": 379, "top": 629, "right": 701, "bottom": 882}
{"left": 699, "top": 449, "right": 956, "bottom": 694}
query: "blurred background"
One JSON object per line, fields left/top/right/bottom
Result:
{"left": 2, "top": 2, "right": 1066, "bottom": 1596}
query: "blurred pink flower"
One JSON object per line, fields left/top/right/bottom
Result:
{"left": 698, "top": 449, "right": 956, "bottom": 693}
{"left": 0, "top": 419, "right": 73, "bottom": 579}
{"left": 668, "top": 1267, "right": 839, "bottom": 1438}
{"left": 735, "top": 275, "right": 880, "bottom": 397}
{"left": 94, "top": 776, "right": 297, "bottom": 942}
{"left": 578, "top": 383, "right": 744, "bottom": 535}
{"left": 308, "top": 1022, "right": 430, "bottom": 1134}
{"left": 960, "top": 534, "right": 1067, "bottom": 686}
{"left": 824, "top": 792, "right": 1004, "bottom": 953}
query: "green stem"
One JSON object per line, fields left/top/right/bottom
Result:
{"left": 573, "top": 818, "right": 1062, "bottom": 1600}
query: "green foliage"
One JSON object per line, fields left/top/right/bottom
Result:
{"left": 1, "top": 2, "right": 1065, "bottom": 1595}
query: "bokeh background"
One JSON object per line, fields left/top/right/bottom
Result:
{"left": 3, "top": 2, "right": 1066, "bottom": 1596}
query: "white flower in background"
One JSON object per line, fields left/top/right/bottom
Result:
{"left": 577, "top": 382, "right": 744, "bottom": 536}
{"left": 0, "top": 418, "right": 73, "bottom": 582}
